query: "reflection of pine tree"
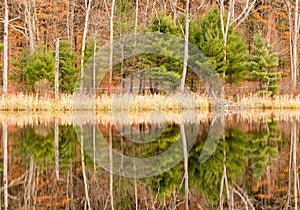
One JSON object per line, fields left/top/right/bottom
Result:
{"left": 13, "top": 126, "right": 54, "bottom": 168}
{"left": 248, "top": 119, "right": 280, "bottom": 179}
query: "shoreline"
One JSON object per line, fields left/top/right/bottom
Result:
{"left": 1, "top": 93, "right": 300, "bottom": 111}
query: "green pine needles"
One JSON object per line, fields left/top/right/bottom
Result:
{"left": 249, "top": 31, "right": 281, "bottom": 95}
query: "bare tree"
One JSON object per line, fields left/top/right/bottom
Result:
{"left": 104, "top": 0, "right": 116, "bottom": 86}
{"left": 3, "top": 0, "right": 9, "bottom": 94}
{"left": 80, "top": 0, "right": 93, "bottom": 79}
{"left": 286, "top": 0, "right": 300, "bottom": 89}
{"left": 55, "top": 38, "right": 60, "bottom": 99}
{"left": 218, "top": 0, "right": 256, "bottom": 77}
{"left": 171, "top": 0, "right": 205, "bottom": 91}
{"left": 67, "top": 0, "right": 75, "bottom": 48}
{"left": 23, "top": 0, "right": 38, "bottom": 52}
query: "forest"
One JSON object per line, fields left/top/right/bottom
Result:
{"left": 0, "top": 0, "right": 299, "bottom": 101}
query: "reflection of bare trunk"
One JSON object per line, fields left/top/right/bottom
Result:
{"left": 180, "top": 124, "right": 189, "bottom": 210}
{"left": 219, "top": 143, "right": 231, "bottom": 209}
{"left": 287, "top": 121, "right": 299, "bottom": 208}
{"left": 93, "top": 124, "right": 96, "bottom": 174}
{"left": 109, "top": 128, "right": 115, "bottom": 210}
{"left": 81, "top": 127, "right": 91, "bottom": 209}
{"left": 292, "top": 122, "right": 298, "bottom": 209}
{"left": 3, "top": 121, "right": 8, "bottom": 209}
{"left": 70, "top": 165, "right": 75, "bottom": 209}
{"left": 55, "top": 119, "right": 59, "bottom": 179}
{"left": 134, "top": 178, "right": 138, "bottom": 210}
{"left": 24, "top": 157, "right": 34, "bottom": 208}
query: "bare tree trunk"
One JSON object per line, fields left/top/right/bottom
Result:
{"left": 3, "top": 0, "right": 9, "bottom": 94}
{"left": 109, "top": 0, "right": 116, "bottom": 87}
{"left": 286, "top": 0, "right": 300, "bottom": 89}
{"left": 171, "top": 0, "right": 204, "bottom": 91}
{"left": 55, "top": 39, "right": 60, "bottom": 99}
{"left": 180, "top": 124, "right": 189, "bottom": 210}
{"left": 218, "top": 0, "right": 256, "bottom": 77}
{"left": 180, "top": 0, "right": 190, "bottom": 92}
{"left": 93, "top": 37, "right": 97, "bottom": 95}
{"left": 3, "top": 121, "right": 8, "bottom": 209}
{"left": 54, "top": 119, "right": 59, "bottom": 179}
{"left": 24, "top": 0, "right": 37, "bottom": 52}
{"left": 135, "top": 0, "right": 139, "bottom": 36}
{"left": 80, "top": 0, "right": 93, "bottom": 79}
{"left": 68, "top": 0, "right": 75, "bottom": 48}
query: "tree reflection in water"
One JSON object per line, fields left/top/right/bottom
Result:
{"left": 1, "top": 112, "right": 300, "bottom": 209}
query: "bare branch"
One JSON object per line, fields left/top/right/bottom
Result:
{"left": 9, "top": 24, "right": 27, "bottom": 37}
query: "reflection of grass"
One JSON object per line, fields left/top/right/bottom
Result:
{"left": 2, "top": 109, "right": 300, "bottom": 127}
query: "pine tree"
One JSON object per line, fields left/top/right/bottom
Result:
{"left": 190, "top": 7, "right": 249, "bottom": 84}
{"left": 249, "top": 31, "right": 281, "bottom": 94}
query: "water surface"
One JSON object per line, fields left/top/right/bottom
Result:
{"left": 1, "top": 111, "right": 299, "bottom": 209}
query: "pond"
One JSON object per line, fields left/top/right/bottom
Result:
{"left": 1, "top": 110, "right": 299, "bottom": 209}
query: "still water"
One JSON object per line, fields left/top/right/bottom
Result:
{"left": 1, "top": 111, "right": 299, "bottom": 209}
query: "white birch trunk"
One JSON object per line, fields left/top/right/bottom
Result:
{"left": 55, "top": 39, "right": 60, "bottom": 99}
{"left": 109, "top": 0, "right": 116, "bottom": 86}
{"left": 287, "top": 0, "right": 300, "bottom": 89}
{"left": 24, "top": 0, "right": 36, "bottom": 52}
{"left": 218, "top": 0, "right": 256, "bottom": 77}
{"left": 135, "top": 0, "right": 139, "bottom": 36}
{"left": 80, "top": 0, "right": 92, "bottom": 79}
{"left": 180, "top": 0, "right": 190, "bottom": 92}
{"left": 3, "top": 0, "right": 9, "bottom": 94}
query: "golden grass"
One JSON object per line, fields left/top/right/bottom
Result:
{"left": 2, "top": 93, "right": 300, "bottom": 112}
{"left": 234, "top": 93, "right": 300, "bottom": 109}
{"left": 0, "top": 93, "right": 209, "bottom": 111}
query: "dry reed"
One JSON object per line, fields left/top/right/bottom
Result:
{"left": 2, "top": 93, "right": 300, "bottom": 112}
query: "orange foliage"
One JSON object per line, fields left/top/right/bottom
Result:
{"left": 252, "top": 12, "right": 269, "bottom": 25}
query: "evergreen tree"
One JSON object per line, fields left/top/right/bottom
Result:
{"left": 249, "top": 31, "right": 281, "bottom": 94}
{"left": 13, "top": 43, "right": 78, "bottom": 93}
{"left": 59, "top": 41, "right": 79, "bottom": 92}
{"left": 190, "top": 7, "right": 249, "bottom": 83}
{"left": 13, "top": 46, "right": 55, "bottom": 92}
